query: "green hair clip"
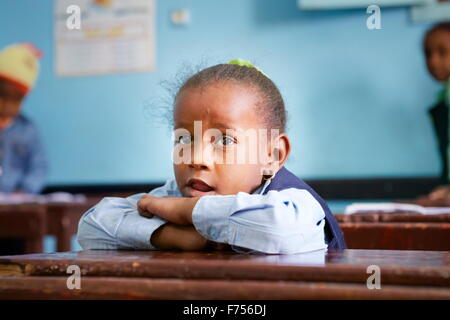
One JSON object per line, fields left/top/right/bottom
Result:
{"left": 228, "top": 58, "right": 268, "bottom": 77}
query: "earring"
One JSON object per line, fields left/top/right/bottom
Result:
{"left": 262, "top": 169, "right": 274, "bottom": 181}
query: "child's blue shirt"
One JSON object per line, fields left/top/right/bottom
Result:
{"left": 0, "top": 115, "right": 47, "bottom": 194}
{"left": 78, "top": 167, "right": 345, "bottom": 254}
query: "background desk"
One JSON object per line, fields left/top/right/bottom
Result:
{"left": 335, "top": 212, "right": 450, "bottom": 250}
{"left": 0, "top": 249, "right": 449, "bottom": 299}
{"left": 45, "top": 197, "right": 100, "bottom": 252}
{"left": 0, "top": 204, "right": 46, "bottom": 253}
{"left": 0, "top": 197, "right": 100, "bottom": 254}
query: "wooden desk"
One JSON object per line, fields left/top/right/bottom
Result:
{"left": 0, "top": 197, "right": 99, "bottom": 254}
{"left": 335, "top": 213, "right": 450, "bottom": 251}
{"left": 46, "top": 197, "right": 100, "bottom": 252}
{"left": 0, "top": 249, "right": 449, "bottom": 299}
{"left": 0, "top": 204, "right": 47, "bottom": 253}
{"left": 335, "top": 212, "right": 450, "bottom": 223}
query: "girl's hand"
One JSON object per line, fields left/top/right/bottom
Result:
{"left": 137, "top": 195, "right": 200, "bottom": 225}
{"left": 151, "top": 223, "right": 211, "bottom": 251}
{"left": 428, "top": 185, "right": 450, "bottom": 201}
{"left": 416, "top": 185, "right": 450, "bottom": 207}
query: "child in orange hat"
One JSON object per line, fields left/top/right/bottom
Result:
{"left": 0, "top": 43, "right": 47, "bottom": 194}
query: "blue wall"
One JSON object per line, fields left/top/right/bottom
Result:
{"left": 0, "top": 0, "right": 441, "bottom": 185}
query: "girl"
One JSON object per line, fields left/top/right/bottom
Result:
{"left": 77, "top": 59, "right": 346, "bottom": 254}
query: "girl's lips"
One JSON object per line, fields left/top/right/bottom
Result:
{"left": 188, "top": 179, "right": 214, "bottom": 192}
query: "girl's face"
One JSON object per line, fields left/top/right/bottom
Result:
{"left": 173, "top": 81, "right": 275, "bottom": 197}
{"left": 425, "top": 30, "right": 450, "bottom": 82}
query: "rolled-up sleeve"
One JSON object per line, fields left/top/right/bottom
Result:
{"left": 77, "top": 180, "right": 180, "bottom": 250}
{"left": 191, "top": 188, "right": 327, "bottom": 254}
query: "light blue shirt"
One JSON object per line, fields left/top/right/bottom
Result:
{"left": 77, "top": 177, "right": 327, "bottom": 254}
{"left": 0, "top": 115, "right": 47, "bottom": 194}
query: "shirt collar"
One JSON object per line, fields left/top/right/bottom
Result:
{"left": 252, "top": 169, "right": 281, "bottom": 195}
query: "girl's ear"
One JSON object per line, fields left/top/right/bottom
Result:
{"left": 264, "top": 133, "right": 291, "bottom": 177}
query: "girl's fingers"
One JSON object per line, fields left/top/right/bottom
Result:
{"left": 138, "top": 206, "right": 154, "bottom": 218}
{"left": 137, "top": 196, "right": 155, "bottom": 218}
{"left": 140, "top": 211, "right": 154, "bottom": 218}
{"left": 429, "top": 191, "right": 442, "bottom": 200}
{"left": 429, "top": 187, "right": 450, "bottom": 200}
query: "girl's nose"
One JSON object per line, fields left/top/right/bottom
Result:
{"left": 189, "top": 162, "right": 208, "bottom": 170}
{"left": 190, "top": 142, "right": 214, "bottom": 170}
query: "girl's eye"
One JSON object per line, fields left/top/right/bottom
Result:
{"left": 176, "top": 135, "right": 192, "bottom": 145}
{"left": 216, "top": 135, "right": 236, "bottom": 147}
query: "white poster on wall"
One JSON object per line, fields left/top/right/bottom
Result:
{"left": 412, "top": 0, "right": 450, "bottom": 22}
{"left": 298, "top": 0, "right": 430, "bottom": 10}
{"left": 54, "top": 0, "right": 155, "bottom": 77}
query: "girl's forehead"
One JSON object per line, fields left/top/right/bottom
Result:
{"left": 174, "top": 82, "right": 263, "bottom": 126}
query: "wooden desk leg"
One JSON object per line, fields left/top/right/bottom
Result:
{"left": 24, "top": 236, "right": 43, "bottom": 254}
{"left": 56, "top": 215, "right": 72, "bottom": 252}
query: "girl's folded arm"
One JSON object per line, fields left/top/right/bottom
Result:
{"left": 77, "top": 195, "right": 168, "bottom": 250}
{"left": 77, "top": 179, "right": 180, "bottom": 250}
{"left": 191, "top": 188, "right": 328, "bottom": 254}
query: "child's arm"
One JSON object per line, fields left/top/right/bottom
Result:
{"left": 77, "top": 179, "right": 212, "bottom": 251}
{"left": 77, "top": 198, "right": 213, "bottom": 251}
{"left": 138, "top": 189, "right": 328, "bottom": 254}
{"left": 150, "top": 223, "right": 211, "bottom": 250}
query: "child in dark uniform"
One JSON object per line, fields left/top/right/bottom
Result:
{"left": 423, "top": 23, "right": 450, "bottom": 202}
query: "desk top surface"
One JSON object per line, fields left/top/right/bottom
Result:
{"left": 1, "top": 249, "right": 449, "bottom": 287}
{"left": 1, "top": 249, "right": 449, "bottom": 266}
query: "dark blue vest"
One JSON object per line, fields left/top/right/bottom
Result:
{"left": 262, "top": 167, "right": 347, "bottom": 249}
{"left": 429, "top": 101, "right": 448, "bottom": 184}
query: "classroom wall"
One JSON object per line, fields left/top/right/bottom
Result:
{"left": 0, "top": 0, "right": 441, "bottom": 185}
